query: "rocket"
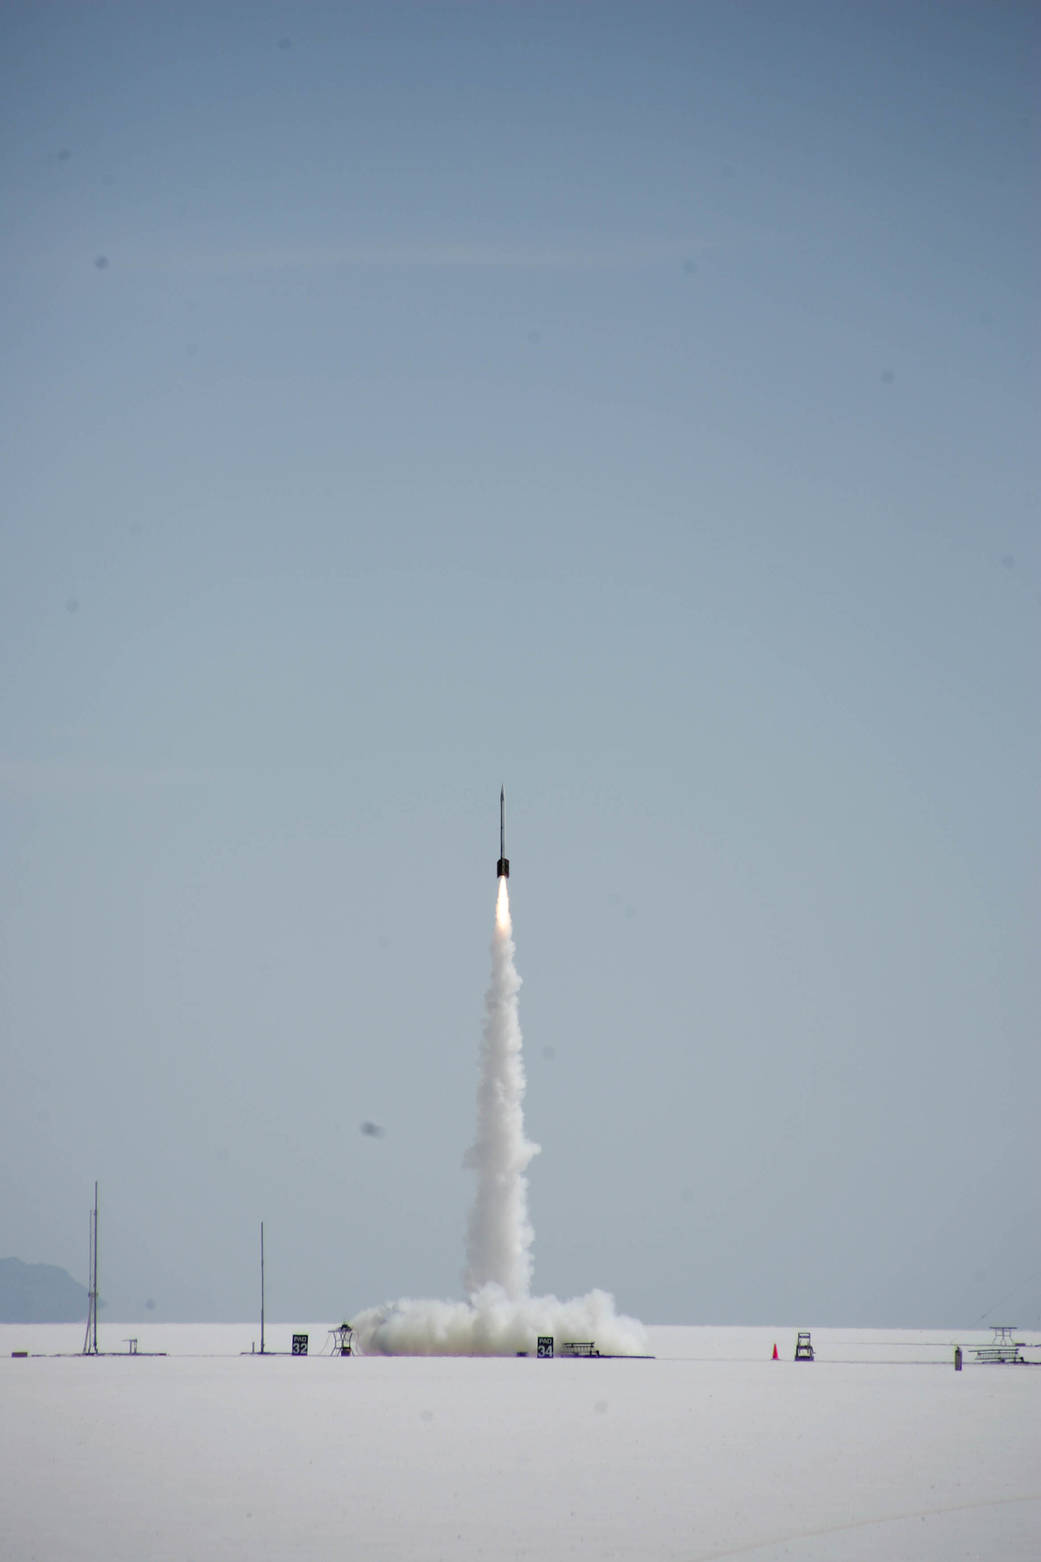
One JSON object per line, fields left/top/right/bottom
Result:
{"left": 497, "top": 786, "right": 510, "bottom": 878}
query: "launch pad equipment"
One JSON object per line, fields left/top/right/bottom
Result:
{"left": 331, "top": 1323, "right": 354, "bottom": 1356}
{"left": 794, "top": 1332, "right": 815, "bottom": 1361}
{"left": 536, "top": 1338, "right": 601, "bottom": 1358}
{"left": 972, "top": 1326, "right": 1026, "bottom": 1364}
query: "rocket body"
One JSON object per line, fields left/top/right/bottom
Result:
{"left": 496, "top": 786, "right": 510, "bottom": 878}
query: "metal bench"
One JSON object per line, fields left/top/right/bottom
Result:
{"left": 559, "top": 1341, "right": 599, "bottom": 1358}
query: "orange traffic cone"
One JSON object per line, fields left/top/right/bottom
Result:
{"left": 772, "top": 1343, "right": 779, "bottom": 1360}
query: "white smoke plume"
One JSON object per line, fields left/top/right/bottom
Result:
{"left": 463, "top": 876, "right": 539, "bottom": 1299}
{"left": 351, "top": 870, "right": 648, "bottom": 1357}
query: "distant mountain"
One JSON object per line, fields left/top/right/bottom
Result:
{"left": 0, "top": 1257, "right": 88, "bottom": 1323}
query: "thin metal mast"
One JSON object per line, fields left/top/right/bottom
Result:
{"left": 260, "top": 1221, "right": 265, "bottom": 1355}
{"left": 82, "top": 1181, "right": 99, "bottom": 1355}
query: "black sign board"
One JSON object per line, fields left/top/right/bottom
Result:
{"left": 537, "top": 1336, "right": 554, "bottom": 1358}
{"left": 292, "top": 1333, "right": 309, "bottom": 1356}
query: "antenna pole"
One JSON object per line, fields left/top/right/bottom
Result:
{"left": 83, "top": 1182, "right": 99, "bottom": 1355}
{"left": 93, "top": 1181, "right": 98, "bottom": 1355}
{"left": 260, "top": 1221, "right": 265, "bottom": 1355}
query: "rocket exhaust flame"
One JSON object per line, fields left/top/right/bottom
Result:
{"left": 495, "top": 874, "right": 510, "bottom": 931}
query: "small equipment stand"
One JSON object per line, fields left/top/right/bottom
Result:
{"left": 972, "top": 1325, "right": 1026, "bottom": 1365}
{"left": 331, "top": 1323, "right": 353, "bottom": 1356}
{"left": 794, "top": 1332, "right": 815, "bottom": 1362}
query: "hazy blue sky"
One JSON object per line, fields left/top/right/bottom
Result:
{"left": 2, "top": 1, "right": 1038, "bottom": 1328}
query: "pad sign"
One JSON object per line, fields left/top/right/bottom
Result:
{"left": 537, "top": 1336, "right": 554, "bottom": 1358}
{"left": 292, "top": 1334, "right": 309, "bottom": 1356}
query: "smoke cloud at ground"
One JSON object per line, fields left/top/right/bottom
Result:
{"left": 352, "top": 1284, "right": 648, "bottom": 1356}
